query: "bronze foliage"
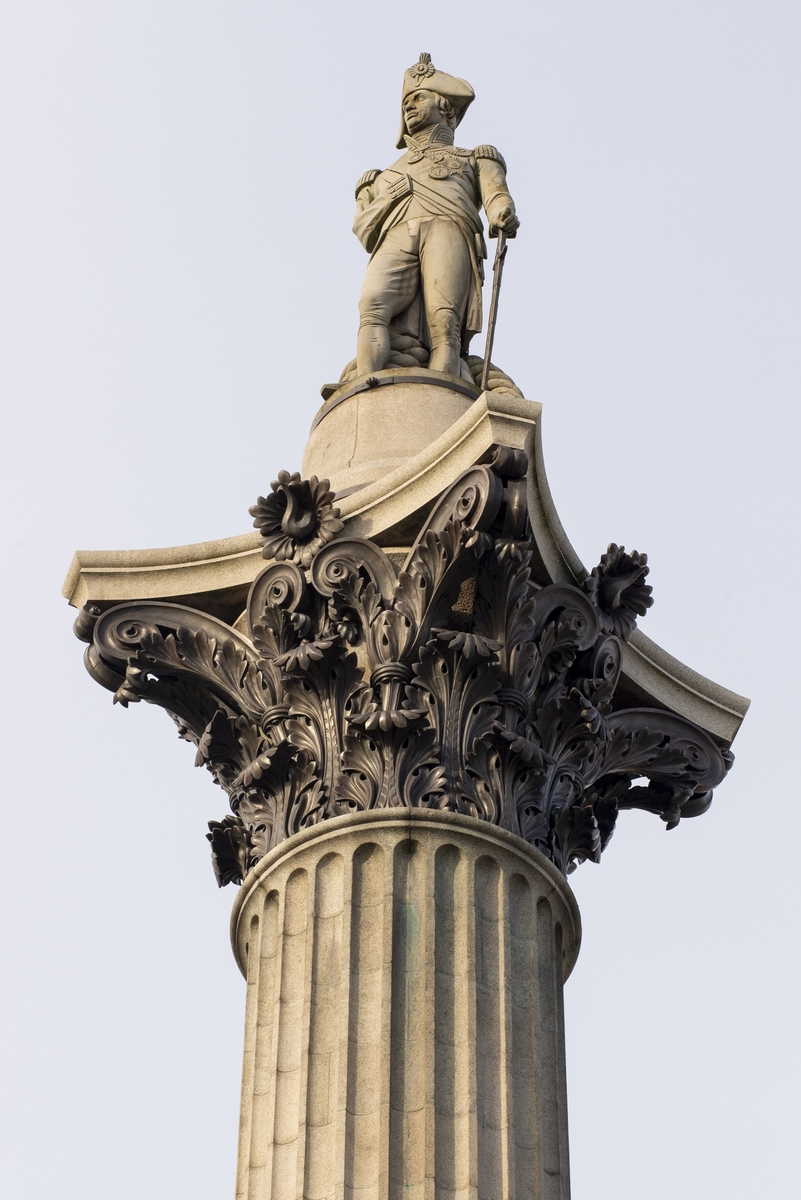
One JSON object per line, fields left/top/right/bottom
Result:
{"left": 77, "top": 449, "right": 730, "bottom": 886}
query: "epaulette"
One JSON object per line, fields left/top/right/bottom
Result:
{"left": 355, "top": 169, "right": 381, "bottom": 199}
{"left": 473, "top": 145, "right": 507, "bottom": 172}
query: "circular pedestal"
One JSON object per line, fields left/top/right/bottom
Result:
{"left": 302, "top": 370, "right": 479, "bottom": 494}
{"left": 231, "top": 809, "right": 580, "bottom": 1200}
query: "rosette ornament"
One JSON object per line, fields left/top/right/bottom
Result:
{"left": 250, "top": 471, "right": 344, "bottom": 567}
{"left": 582, "top": 543, "right": 654, "bottom": 639}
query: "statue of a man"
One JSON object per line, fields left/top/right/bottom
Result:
{"left": 353, "top": 53, "right": 519, "bottom": 381}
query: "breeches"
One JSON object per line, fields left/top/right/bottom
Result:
{"left": 358, "top": 217, "right": 473, "bottom": 345}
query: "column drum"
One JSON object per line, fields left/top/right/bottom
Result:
{"left": 230, "top": 808, "right": 581, "bottom": 1200}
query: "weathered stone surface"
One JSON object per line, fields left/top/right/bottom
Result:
{"left": 231, "top": 808, "right": 578, "bottom": 1200}
{"left": 351, "top": 53, "right": 519, "bottom": 381}
{"left": 303, "top": 371, "right": 478, "bottom": 494}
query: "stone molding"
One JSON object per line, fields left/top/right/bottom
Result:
{"left": 62, "top": 394, "right": 747, "bottom": 745}
{"left": 230, "top": 807, "right": 581, "bottom": 975}
{"left": 525, "top": 416, "right": 748, "bottom": 742}
{"left": 61, "top": 392, "right": 537, "bottom": 607}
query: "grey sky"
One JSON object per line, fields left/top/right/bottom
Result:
{"left": 1, "top": 2, "right": 799, "bottom": 1196}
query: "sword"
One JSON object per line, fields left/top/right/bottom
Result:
{"left": 480, "top": 228, "right": 510, "bottom": 394}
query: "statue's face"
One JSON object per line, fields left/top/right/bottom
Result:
{"left": 403, "top": 89, "right": 447, "bottom": 135}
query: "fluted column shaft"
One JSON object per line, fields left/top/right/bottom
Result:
{"left": 230, "top": 810, "right": 581, "bottom": 1200}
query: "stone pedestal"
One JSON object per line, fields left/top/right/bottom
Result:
{"left": 230, "top": 809, "right": 580, "bottom": 1200}
{"left": 302, "top": 370, "right": 478, "bottom": 494}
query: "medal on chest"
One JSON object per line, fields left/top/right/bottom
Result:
{"left": 407, "top": 145, "right": 471, "bottom": 180}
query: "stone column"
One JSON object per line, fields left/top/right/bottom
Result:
{"left": 230, "top": 809, "right": 581, "bottom": 1200}
{"left": 66, "top": 386, "right": 741, "bottom": 1200}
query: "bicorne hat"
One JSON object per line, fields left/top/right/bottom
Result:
{"left": 396, "top": 53, "right": 475, "bottom": 149}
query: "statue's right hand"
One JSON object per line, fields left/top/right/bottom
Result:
{"left": 489, "top": 205, "right": 520, "bottom": 238}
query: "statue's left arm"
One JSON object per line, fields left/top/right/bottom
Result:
{"left": 474, "top": 146, "right": 520, "bottom": 237}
